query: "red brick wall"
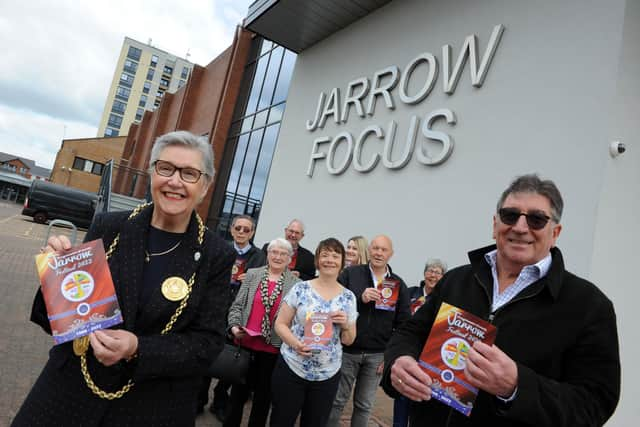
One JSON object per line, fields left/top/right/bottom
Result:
{"left": 113, "top": 27, "right": 254, "bottom": 220}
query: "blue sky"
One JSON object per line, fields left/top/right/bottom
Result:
{"left": 0, "top": 0, "right": 251, "bottom": 168}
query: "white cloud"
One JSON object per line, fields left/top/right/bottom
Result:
{"left": 0, "top": 0, "right": 250, "bottom": 169}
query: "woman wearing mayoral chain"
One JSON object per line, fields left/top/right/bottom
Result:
{"left": 13, "top": 131, "right": 235, "bottom": 426}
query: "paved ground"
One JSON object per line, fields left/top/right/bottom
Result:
{"left": 0, "top": 201, "right": 393, "bottom": 426}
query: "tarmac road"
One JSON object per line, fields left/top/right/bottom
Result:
{"left": 0, "top": 201, "right": 392, "bottom": 426}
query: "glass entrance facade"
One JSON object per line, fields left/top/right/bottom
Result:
{"left": 209, "top": 37, "right": 296, "bottom": 238}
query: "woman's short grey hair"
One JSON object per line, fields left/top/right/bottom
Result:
{"left": 267, "top": 237, "right": 293, "bottom": 256}
{"left": 148, "top": 131, "right": 215, "bottom": 182}
{"left": 424, "top": 258, "right": 447, "bottom": 274}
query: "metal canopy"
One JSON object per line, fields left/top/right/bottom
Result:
{"left": 245, "top": 0, "right": 391, "bottom": 53}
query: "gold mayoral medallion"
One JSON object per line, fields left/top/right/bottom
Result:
{"left": 161, "top": 276, "right": 189, "bottom": 301}
{"left": 73, "top": 335, "right": 90, "bottom": 356}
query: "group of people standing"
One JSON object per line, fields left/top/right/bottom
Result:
{"left": 12, "top": 130, "right": 621, "bottom": 427}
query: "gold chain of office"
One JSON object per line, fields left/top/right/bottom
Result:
{"left": 77, "top": 202, "right": 205, "bottom": 400}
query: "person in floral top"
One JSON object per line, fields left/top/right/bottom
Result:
{"left": 272, "top": 238, "right": 358, "bottom": 427}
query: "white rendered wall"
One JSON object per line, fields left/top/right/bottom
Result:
{"left": 256, "top": 0, "right": 637, "bottom": 423}
{"left": 590, "top": 0, "right": 640, "bottom": 425}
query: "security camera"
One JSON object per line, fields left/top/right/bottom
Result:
{"left": 609, "top": 141, "right": 626, "bottom": 157}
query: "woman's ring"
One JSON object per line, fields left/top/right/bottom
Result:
{"left": 397, "top": 378, "right": 403, "bottom": 385}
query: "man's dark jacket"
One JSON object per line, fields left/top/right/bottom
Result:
{"left": 382, "top": 245, "right": 620, "bottom": 427}
{"left": 229, "top": 244, "right": 266, "bottom": 302}
{"left": 262, "top": 242, "right": 315, "bottom": 280}
{"left": 338, "top": 263, "right": 411, "bottom": 353}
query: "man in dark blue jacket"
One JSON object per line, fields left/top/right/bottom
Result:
{"left": 328, "top": 235, "right": 410, "bottom": 427}
{"left": 382, "top": 174, "right": 621, "bottom": 426}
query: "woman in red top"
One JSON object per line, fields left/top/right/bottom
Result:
{"left": 225, "top": 238, "right": 300, "bottom": 427}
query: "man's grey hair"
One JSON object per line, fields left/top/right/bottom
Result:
{"left": 267, "top": 237, "right": 293, "bottom": 256}
{"left": 497, "top": 174, "right": 564, "bottom": 222}
{"left": 424, "top": 258, "right": 448, "bottom": 274}
{"left": 287, "top": 218, "right": 305, "bottom": 232}
{"left": 232, "top": 215, "right": 256, "bottom": 230}
{"left": 148, "top": 131, "right": 215, "bottom": 182}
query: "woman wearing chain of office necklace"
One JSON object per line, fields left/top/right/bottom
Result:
{"left": 12, "top": 131, "right": 235, "bottom": 427}
{"left": 224, "top": 238, "right": 299, "bottom": 427}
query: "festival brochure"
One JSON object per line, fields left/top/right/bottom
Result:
{"left": 231, "top": 258, "right": 247, "bottom": 285}
{"left": 242, "top": 327, "right": 262, "bottom": 337}
{"left": 302, "top": 311, "right": 333, "bottom": 353}
{"left": 375, "top": 279, "right": 399, "bottom": 311}
{"left": 34, "top": 239, "right": 123, "bottom": 345}
{"left": 417, "top": 302, "right": 497, "bottom": 417}
{"left": 410, "top": 295, "right": 427, "bottom": 314}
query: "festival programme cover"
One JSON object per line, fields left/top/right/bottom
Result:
{"left": 35, "top": 239, "right": 123, "bottom": 345}
{"left": 418, "top": 302, "right": 497, "bottom": 417}
{"left": 410, "top": 295, "right": 426, "bottom": 314}
{"left": 302, "top": 312, "right": 333, "bottom": 352}
{"left": 375, "top": 279, "right": 399, "bottom": 311}
{"left": 231, "top": 258, "right": 247, "bottom": 285}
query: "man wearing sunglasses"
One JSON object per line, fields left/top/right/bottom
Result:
{"left": 198, "top": 215, "right": 266, "bottom": 420}
{"left": 382, "top": 174, "right": 620, "bottom": 427}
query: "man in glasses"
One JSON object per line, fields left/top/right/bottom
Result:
{"left": 262, "top": 218, "right": 315, "bottom": 280}
{"left": 382, "top": 174, "right": 620, "bottom": 426}
{"left": 198, "top": 215, "right": 266, "bottom": 420}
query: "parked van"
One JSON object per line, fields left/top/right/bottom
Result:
{"left": 22, "top": 181, "right": 97, "bottom": 229}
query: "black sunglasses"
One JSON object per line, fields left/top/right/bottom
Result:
{"left": 498, "top": 208, "right": 552, "bottom": 230}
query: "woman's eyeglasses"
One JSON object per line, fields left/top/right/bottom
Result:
{"left": 498, "top": 208, "right": 552, "bottom": 230}
{"left": 154, "top": 160, "right": 205, "bottom": 183}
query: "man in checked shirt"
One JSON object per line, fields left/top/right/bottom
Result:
{"left": 381, "top": 174, "right": 621, "bottom": 427}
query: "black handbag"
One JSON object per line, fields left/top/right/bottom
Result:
{"left": 208, "top": 343, "right": 251, "bottom": 384}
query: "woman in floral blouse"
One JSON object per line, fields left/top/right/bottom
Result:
{"left": 271, "top": 238, "right": 358, "bottom": 427}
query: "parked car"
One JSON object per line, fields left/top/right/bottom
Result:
{"left": 22, "top": 180, "right": 97, "bottom": 229}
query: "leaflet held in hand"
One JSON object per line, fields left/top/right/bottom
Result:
{"left": 35, "top": 239, "right": 123, "bottom": 344}
{"left": 303, "top": 312, "right": 333, "bottom": 352}
{"left": 418, "top": 302, "right": 497, "bottom": 417}
{"left": 375, "top": 279, "right": 399, "bottom": 311}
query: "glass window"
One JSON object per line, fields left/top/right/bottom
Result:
{"left": 143, "top": 81, "right": 151, "bottom": 94}
{"left": 115, "top": 86, "right": 130, "bottom": 101}
{"left": 119, "top": 72, "right": 133, "bottom": 87}
{"left": 244, "top": 54, "right": 269, "bottom": 115}
{"left": 260, "top": 39, "right": 273, "bottom": 56}
{"left": 108, "top": 114, "right": 123, "bottom": 128}
{"left": 181, "top": 67, "right": 189, "bottom": 79}
{"left": 147, "top": 68, "right": 155, "bottom": 80}
{"left": 253, "top": 109, "right": 268, "bottom": 129}
{"left": 104, "top": 128, "right": 117, "bottom": 137}
{"left": 72, "top": 157, "right": 84, "bottom": 170}
{"left": 156, "top": 90, "right": 163, "bottom": 98}
{"left": 249, "top": 123, "right": 280, "bottom": 201}
{"left": 135, "top": 108, "right": 144, "bottom": 121}
{"left": 236, "top": 129, "right": 265, "bottom": 198}
{"left": 92, "top": 163, "right": 103, "bottom": 175}
{"left": 127, "top": 46, "right": 141, "bottom": 61}
{"left": 124, "top": 59, "right": 138, "bottom": 74}
{"left": 268, "top": 102, "right": 284, "bottom": 125}
{"left": 225, "top": 134, "right": 250, "bottom": 196}
{"left": 178, "top": 79, "right": 186, "bottom": 88}
{"left": 257, "top": 47, "right": 284, "bottom": 110}
{"left": 160, "top": 78, "right": 169, "bottom": 87}
{"left": 139, "top": 95, "right": 147, "bottom": 107}
{"left": 83, "top": 160, "right": 94, "bottom": 173}
{"left": 151, "top": 55, "right": 158, "bottom": 67}
{"left": 272, "top": 50, "right": 297, "bottom": 105}
{"left": 163, "top": 65, "right": 173, "bottom": 74}
{"left": 111, "top": 100, "right": 126, "bottom": 114}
